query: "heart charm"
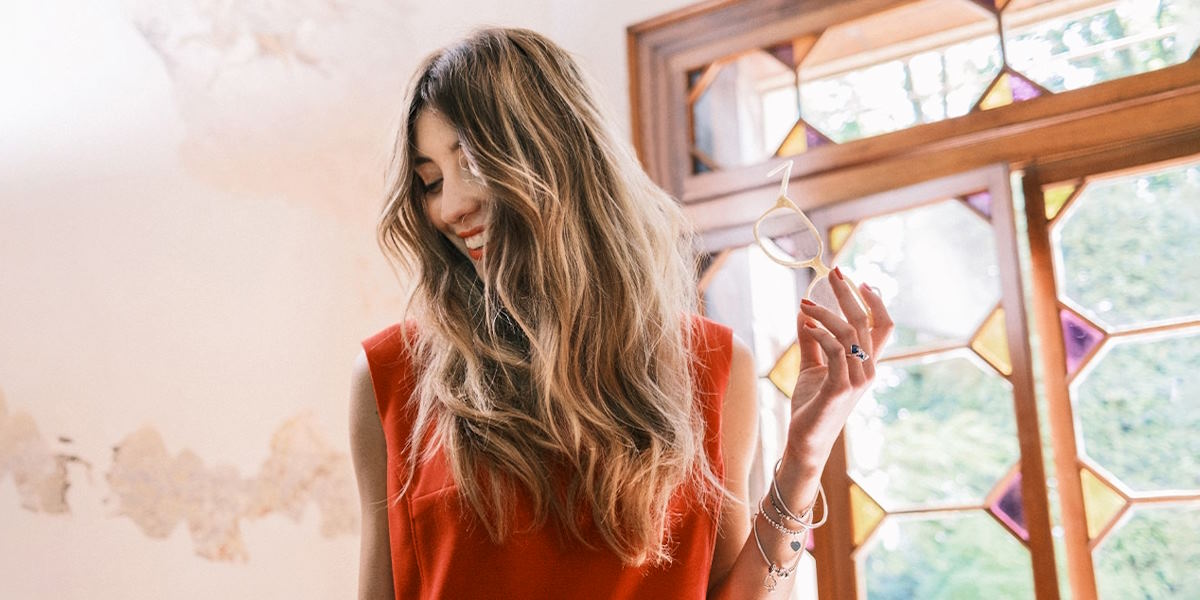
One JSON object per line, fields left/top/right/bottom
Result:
{"left": 790, "top": 540, "right": 803, "bottom": 552}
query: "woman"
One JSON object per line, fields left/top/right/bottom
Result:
{"left": 349, "top": 27, "right": 892, "bottom": 599}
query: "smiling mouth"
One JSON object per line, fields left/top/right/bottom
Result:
{"left": 462, "top": 230, "right": 487, "bottom": 260}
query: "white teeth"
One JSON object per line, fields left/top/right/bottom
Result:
{"left": 464, "top": 231, "right": 487, "bottom": 250}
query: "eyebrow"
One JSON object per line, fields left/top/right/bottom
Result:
{"left": 413, "top": 141, "right": 462, "bottom": 167}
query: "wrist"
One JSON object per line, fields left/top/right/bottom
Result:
{"left": 772, "top": 451, "right": 825, "bottom": 513}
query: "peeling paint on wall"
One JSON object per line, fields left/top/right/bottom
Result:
{"left": 0, "top": 388, "right": 84, "bottom": 514}
{"left": 106, "top": 413, "right": 357, "bottom": 562}
{"left": 0, "top": 388, "right": 357, "bottom": 562}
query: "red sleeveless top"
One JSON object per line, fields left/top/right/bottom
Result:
{"left": 361, "top": 315, "right": 733, "bottom": 599}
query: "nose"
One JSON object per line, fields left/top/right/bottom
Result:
{"left": 438, "top": 163, "right": 486, "bottom": 226}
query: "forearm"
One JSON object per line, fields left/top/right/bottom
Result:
{"left": 708, "top": 455, "right": 825, "bottom": 600}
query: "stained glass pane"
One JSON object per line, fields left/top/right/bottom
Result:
{"left": 1079, "top": 467, "right": 1126, "bottom": 540}
{"left": 851, "top": 481, "right": 886, "bottom": 547}
{"left": 1055, "top": 161, "right": 1200, "bottom": 329}
{"left": 979, "top": 71, "right": 1016, "bottom": 110}
{"left": 838, "top": 200, "right": 1000, "bottom": 356}
{"left": 991, "top": 471, "right": 1029, "bottom": 541}
{"left": 775, "top": 119, "right": 834, "bottom": 157}
{"left": 1005, "top": 0, "right": 1200, "bottom": 94}
{"left": 1094, "top": 503, "right": 1200, "bottom": 599}
{"left": 1042, "top": 182, "right": 1077, "bottom": 221}
{"left": 828, "top": 222, "right": 854, "bottom": 254}
{"left": 1059, "top": 308, "right": 1105, "bottom": 377}
{"left": 846, "top": 352, "right": 1018, "bottom": 509}
{"left": 977, "top": 69, "right": 1046, "bottom": 111}
{"left": 768, "top": 342, "right": 801, "bottom": 396}
{"left": 1074, "top": 331, "right": 1200, "bottom": 493}
{"left": 970, "top": 307, "right": 1013, "bottom": 376}
{"left": 961, "top": 190, "right": 993, "bottom": 219}
{"left": 861, "top": 512, "right": 1035, "bottom": 599}
{"left": 798, "top": 0, "right": 1000, "bottom": 143}
{"left": 691, "top": 50, "right": 798, "bottom": 170}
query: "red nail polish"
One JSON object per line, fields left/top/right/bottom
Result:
{"left": 805, "top": 320, "right": 818, "bottom": 329}
{"left": 801, "top": 299, "right": 816, "bottom": 307}
{"left": 833, "top": 266, "right": 844, "bottom": 280}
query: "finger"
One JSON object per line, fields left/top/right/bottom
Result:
{"left": 803, "top": 322, "right": 852, "bottom": 398}
{"left": 829, "top": 266, "right": 873, "bottom": 358}
{"left": 797, "top": 313, "right": 823, "bottom": 370}
{"left": 858, "top": 283, "right": 895, "bottom": 353}
{"left": 801, "top": 299, "right": 866, "bottom": 385}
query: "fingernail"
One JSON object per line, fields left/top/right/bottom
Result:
{"left": 833, "top": 266, "right": 844, "bottom": 280}
{"left": 801, "top": 299, "right": 816, "bottom": 307}
{"left": 805, "top": 320, "right": 818, "bottom": 329}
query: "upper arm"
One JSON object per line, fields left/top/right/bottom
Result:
{"left": 709, "top": 334, "right": 759, "bottom": 588}
{"left": 349, "top": 349, "right": 395, "bottom": 600}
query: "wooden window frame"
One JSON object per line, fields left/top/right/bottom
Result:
{"left": 628, "top": 1, "right": 1200, "bottom": 599}
{"left": 627, "top": 0, "right": 1200, "bottom": 250}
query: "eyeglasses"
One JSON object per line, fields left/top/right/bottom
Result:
{"left": 753, "top": 160, "right": 862, "bottom": 311}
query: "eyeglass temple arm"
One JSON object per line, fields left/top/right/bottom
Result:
{"left": 766, "top": 160, "right": 793, "bottom": 199}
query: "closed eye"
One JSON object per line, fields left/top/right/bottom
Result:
{"left": 422, "top": 178, "right": 443, "bottom": 195}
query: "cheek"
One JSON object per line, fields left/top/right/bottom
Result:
{"left": 423, "top": 196, "right": 448, "bottom": 234}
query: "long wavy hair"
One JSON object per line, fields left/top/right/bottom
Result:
{"left": 377, "top": 26, "right": 723, "bottom": 566}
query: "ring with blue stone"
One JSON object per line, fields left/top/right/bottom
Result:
{"left": 848, "top": 343, "right": 869, "bottom": 362}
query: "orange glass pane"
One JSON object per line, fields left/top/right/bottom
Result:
{"left": 1042, "top": 182, "right": 1077, "bottom": 221}
{"left": 1080, "top": 467, "right": 1126, "bottom": 541}
{"left": 970, "top": 307, "right": 1012, "bottom": 376}
{"left": 828, "top": 223, "right": 854, "bottom": 254}
{"left": 768, "top": 342, "right": 801, "bottom": 396}
{"left": 850, "top": 481, "right": 886, "bottom": 547}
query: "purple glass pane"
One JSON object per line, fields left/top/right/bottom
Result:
{"left": 806, "top": 125, "right": 830, "bottom": 149}
{"left": 968, "top": 0, "right": 1000, "bottom": 13}
{"left": 1009, "top": 72, "right": 1043, "bottom": 102}
{"left": 768, "top": 43, "right": 795, "bottom": 69}
{"left": 964, "top": 191, "right": 993, "bottom": 219}
{"left": 1061, "top": 309, "right": 1104, "bottom": 376}
{"left": 991, "top": 473, "right": 1028, "bottom": 540}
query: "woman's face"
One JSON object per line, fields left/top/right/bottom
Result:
{"left": 413, "top": 109, "right": 490, "bottom": 272}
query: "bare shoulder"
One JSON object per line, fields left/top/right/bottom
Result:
{"left": 709, "top": 333, "right": 758, "bottom": 588}
{"left": 722, "top": 333, "right": 758, "bottom": 467}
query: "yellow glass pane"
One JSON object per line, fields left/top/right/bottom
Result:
{"left": 1081, "top": 467, "right": 1126, "bottom": 540}
{"left": 970, "top": 307, "right": 1012, "bottom": 376}
{"left": 850, "top": 482, "right": 886, "bottom": 547}
{"left": 829, "top": 223, "right": 854, "bottom": 254}
{"left": 1043, "top": 183, "right": 1077, "bottom": 221}
{"left": 768, "top": 342, "right": 802, "bottom": 396}
{"left": 979, "top": 72, "right": 1014, "bottom": 110}
{"left": 777, "top": 121, "right": 809, "bottom": 156}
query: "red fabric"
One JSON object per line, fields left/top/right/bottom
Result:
{"left": 362, "top": 316, "right": 734, "bottom": 599}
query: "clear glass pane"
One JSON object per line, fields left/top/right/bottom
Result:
{"left": 691, "top": 50, "right": 798, "bottom": 170}
{"left": 1094, "top": 503, "right": 1200, "bottom": 599}
{"left": 838, "top": 199, "right": 1001, "bottom": 355}
{"left": 1005, "top": 0, "right": 1200, "bottom": 93}
{"left": 1073, "top": 330, "right": 1200, "bottom": 492}
{"left": 700, "top": 243, "right": 801, "bottom": 375}
{"left": 861, "top": 512, "right": 1035, "bottom": 599}
{"left": 1055, "top": 161, "right": 1200, "bottom": 329}
{"left": 799, "top": 0, "right": 1000, "bottom": 143}
{"left": 846, "top": 351, "right": 1019, "bottom": 509}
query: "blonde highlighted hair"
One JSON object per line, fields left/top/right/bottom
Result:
{"left": 377, "top": 26, "right": 722, "bottom": 565}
